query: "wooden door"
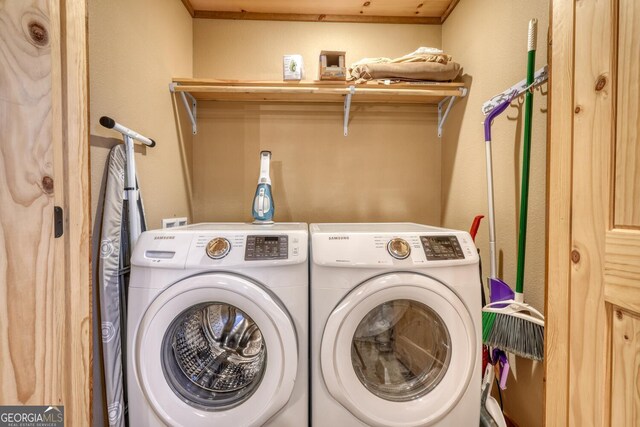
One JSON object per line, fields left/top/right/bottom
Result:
{"left": 0, "top": 0, "right": 90, "bottom": 425}
{"left": 547, "top": 0, "right": 640, "bottom": 425}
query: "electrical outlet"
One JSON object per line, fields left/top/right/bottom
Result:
{"left": 162, "top": 217, "right": 188, "bottom": 229}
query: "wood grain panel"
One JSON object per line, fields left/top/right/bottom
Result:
{"left": 172, "top": 78, "right": 466, "bottom": 89}
{"left": 610, "top": 309, "right": 640, "bottom": 425}
{"left": 0, "top": 0, "right": 90, "bottom": 423}
{"left": 172, "top": 80, "right": 465, "bottom": 104}
{"left": 192, "top": 11, "right": 441, "bottom": 24}
{"left": 440, "top": 0, "right": 460, "bottom": 22}
{"left": 49, "top": 0, "right": 64, "bottom": 407}
{"left": 614, "top": 0, "right": 640, "bottom": 228}
{"left": 175, "top": 92, "right": 453, "bottom": 104}
{"left": 605, "top": 230, "right": 640, "bottom": 313}
{"left": 545, "top": 0, "right": 575, "bottom": 424}
{"left": 181, "top": 0, "right": 195, "bottom": 17}
{"left": 60, "top": 0, "right": 91, "bottom": 424}
{"left": 548, "top": 0, "right": 640, "bottom": 425}
{"left": 188, "top": 0, "right": 453, "bottom": 18}
{"left": 0, "top": 0, "right": 57, "bottom": 404}
{"left": 569, "top": 0, "right": 614, "bottom": 424}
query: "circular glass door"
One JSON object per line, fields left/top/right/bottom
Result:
{"left": 321, "top": 272, "right": 477, "bottom": 427}
{"left": 162, "top": 302, "right": 267, "bottom": 410}
{"left": 351, "top": 299, "right": 451, "bottom": 402}
{"left": 135, "top": 273, "right": 298, "bottom": 427}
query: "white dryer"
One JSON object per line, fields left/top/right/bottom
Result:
{"left": 127, "top": 223, "right": 308, "bottom": 427}
{"left": 310, "top": 223, "right": 481, "bottom": 427}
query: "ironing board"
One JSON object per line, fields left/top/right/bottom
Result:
{"left": 98, "top": 144, "right": 146, "bottom": 427}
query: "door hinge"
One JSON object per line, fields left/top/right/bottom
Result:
{"left": 54, "top": 206, "right": 63, "bottom": 238}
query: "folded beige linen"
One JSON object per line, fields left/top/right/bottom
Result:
{"left": 350, "top": 53, "right": 451, "bottom": 69}
{"left": 389, "top": 53, "right": 451, "bottom": 64}
{"left": 350, "top": 61, "right": 461, "bottom": 82}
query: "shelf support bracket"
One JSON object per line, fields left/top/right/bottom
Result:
{"left": 170, "top": 83, "right": 198, "bottom": 135}
{"left": 181, "top": 92, "right": 197, "bottom": 135}
{"left": 343, "top": 85, "right": 356, "bottom": 137}
{"left": 437, "top": 87, "right": 467, "bottom": 138}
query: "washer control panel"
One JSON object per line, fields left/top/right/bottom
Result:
{"left": 132, "top": 225, "right": 308, "bottom": 268}
{"left": 245, "top": 235, "right": 288, "bottom": 260}
{"left": 420, "top": 235, "right": 465, "bottom": 260}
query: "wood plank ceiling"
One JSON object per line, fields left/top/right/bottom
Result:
{"left": 181, "top": 0, "right": 460, "bottom": 24}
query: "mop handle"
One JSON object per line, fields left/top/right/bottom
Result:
{"left": 485, "top": 139, "right": 498, "bottom": 280}
{"left": 483, "top": 91, "right": 517, "bottom": 279}
{"left": 515, "top": 19, "right": 537, "bottom": 298}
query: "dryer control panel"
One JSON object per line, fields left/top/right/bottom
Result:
{"left": 420, "top": 235, "right": 465, "bottom": 260}
{"left": 311, "top": 224, "right": 478, "bottom": 268}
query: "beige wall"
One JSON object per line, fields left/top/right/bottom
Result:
{"left": 89, "top": 0, "right": 193, "bottom": 230}
{"left": 88, "top": 3, "right": 549, "bottom": 424}
{"left": 192, "top": 19, "right": 444, "bottom": 224}
{"left": 194, "top": 20, "right": 441, "bottom": 80}
{"left": 88, "top": 0, "right": 193, "bottom": 424}
{"left": 442, "top": 1, "right": 549, "bottom": 426}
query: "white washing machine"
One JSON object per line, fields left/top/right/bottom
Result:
{"left": 310, "top": 223, "right": 481, "bottom": 427}
{"left": 127, "top": 223, "right": 308, "bottom": 427}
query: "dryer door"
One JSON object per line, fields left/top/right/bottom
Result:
{"left": 321, "top": 272, "right": 477, "bottom": 427}
{"left": 134, "top": 273, "right": 297, "bottom": 427}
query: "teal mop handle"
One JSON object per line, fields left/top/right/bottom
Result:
{"left": 516, "top": 19, "right": 537, "bottom": 299}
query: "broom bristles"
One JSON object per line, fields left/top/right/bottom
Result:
{"left": 484, "top": 313, "right": 544, "bottom": 361}
{"left": 482, "top": 311, "right": 496, "bottom": 342}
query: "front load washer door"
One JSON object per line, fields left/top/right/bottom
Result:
{"left": 321, "top": 272, "right": 477, "bottom": 427}
{"left": 134, "top": 273, "right": 297, "bottom": 427}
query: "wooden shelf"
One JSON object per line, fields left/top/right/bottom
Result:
{"left": 182, "top": 0, "right": 461, "bottom": 24}
{"left": 170, "top": 78, "right": 468, "bottom": 136}
{"left": 171, "top": 78, "right": 467, "bottom": 104}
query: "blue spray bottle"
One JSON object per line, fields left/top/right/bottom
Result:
{"left": 252, "top": 151, "right": 274, "bottom": 223}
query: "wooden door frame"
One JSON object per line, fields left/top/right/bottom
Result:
{"left": 0, "top": 0, "right": 90, "bottom": 423}
{"left": 54, "top": 0, "right": 92, "bottom": 424}
{"left": 545, "top": 0, "right": 574, "bottom": 423}
{"left": 546, "top": 0, "right": 619, "bottom": 425}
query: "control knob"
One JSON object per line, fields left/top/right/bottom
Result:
{"left": 387, "top": 238, "right": 411, "bottom": 260}
{"left": 206, "top": 237, "right": 231, "bottom": 259}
